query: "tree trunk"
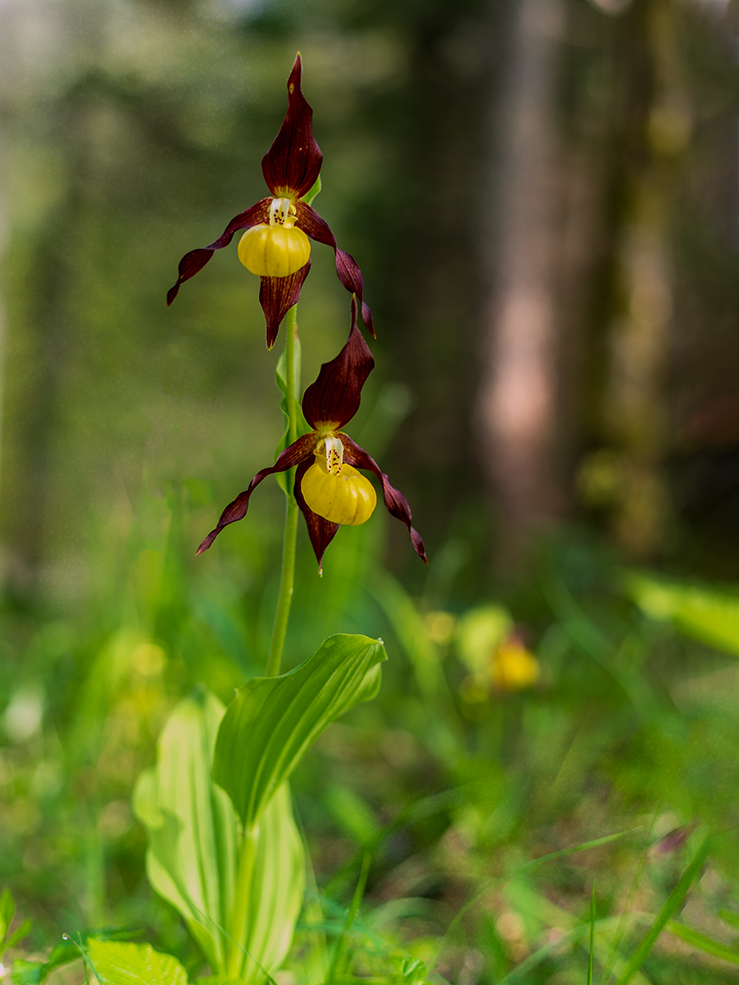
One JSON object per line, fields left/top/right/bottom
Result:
{"left": 476, "top": 0, "right": 565, "bottom": 567}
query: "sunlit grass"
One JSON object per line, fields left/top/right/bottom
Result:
{"left": 1, "top": 493, "right": 739, "bottom": 983}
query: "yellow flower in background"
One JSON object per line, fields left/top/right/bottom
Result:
{"left": 490, "top": 632, "right": 540, "bottom": 692}
{"left": 456, "top": 604, "right": 512, "bottom": 674}
{"left": 455, "top": 604, "right": 540, "bottom": 700}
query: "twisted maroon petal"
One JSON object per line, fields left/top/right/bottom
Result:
{"left": 340, "top": 435, "right": 428, "bottom": 564}
{"left": 260, "top": 260, "right": 312, "bottom": 350}
{"left": 196, "top": 433, "right": 319, "bottom": 554}
{"left": 295, "top": 202, "right": 336, "bottom": 247}
{"left": 262, "top": 54, "right": 323, "bottom": 199}
{"left": 336, "top": 249, "right": 375, "bottom": 339}
{"left": 293, "top": 458, "right": 340, "bottom": 573}
{"left": 295, "top": 202, "right": 375, "bottom": 338}
{"left": 302, "top": 299, "right": 374, "bottom": 430}
{"left": 167, "top": 199, "right": 271, "bottom": 305}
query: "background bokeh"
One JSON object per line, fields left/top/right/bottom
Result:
{"left": 2, "top": 1, "right": 739, "bottom": 982}
{"left": 2, "top": 0, "right": 739, "bottom": 598}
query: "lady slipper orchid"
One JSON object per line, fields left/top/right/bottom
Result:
{"left": 196, "top": 301, "right": 427, "bottom": 571}
{"left": 166, "top": 54, "right": 374, "bottom": 350}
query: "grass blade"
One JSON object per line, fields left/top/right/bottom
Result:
{"left": 517, "top": 828, "right": 642, "bottom": 878}
{"left": 600, "top": 807, "right": 660, "bottom": 985}
{"left": 497, "top": 916, "right": 649, "bottom": 985}
{"left": 588, "top": 883, "right": 596, "bottom": 985}
{"left": 430, "top": 827, "right": 639, "bottom": 975}
{"left": 613, "top": 832, "right": 711, "bottom": 985}
{"left": 665, "top": 921, "right": 739, "bottom": 965}
{"left": 719, "top": 909, "right": 739, "bottom": 930}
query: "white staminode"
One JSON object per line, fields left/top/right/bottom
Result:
{"left": 269, "top": 197, "right": 295, "bottom": 227}
{"left": 319, "top": 435, "right": 344, "bottom": 474}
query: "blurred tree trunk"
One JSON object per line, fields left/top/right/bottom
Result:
{"left": 0, "top": 195, "right": 6, "bottom": 527}
{"left": 475, "top": 0, "right": 565, "bottom": 567}
{"left": 1, "top": 95, "right": 84, "bottom": 584}
{"left": 0, "top": 0, "right": 100, "bottom": 586}
{"left": 476, "top": 0, "right": 685, "bottom": 566}
{"left": 579, "top": 0, "right": 684, "bottom": 559}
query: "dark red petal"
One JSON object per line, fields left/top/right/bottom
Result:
{"left": 295, "top": 203, "right": 336, "bottom": 248}
{"left": 196, "top": 433, "right": 318, "bottom": 554}
{"left": 295, "top": 203, "right": 375, "bottom": 338}
{"left": 340, "top": 434, "right": 428, "bottom": 564}
{"left": 302, "top": 299, "right": 374, "bottom": 430}
{"left": 334, "top": 248, "right": 362, "bottom": 293}
{"left": 336, "top": 250, "right": 376, "bottom": 339}
{"left": 167, "top": 199, "right": 271, "bottom": 305}
{"left": 259, "top": 261, "right": 312, "bottom": 350}
{"left": 261, "top": 54, "right": 323, "bottom": 199}
{"left": 293, "top": 458, "right": 340, "bottom": 573}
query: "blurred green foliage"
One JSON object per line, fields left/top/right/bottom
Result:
{"left": 2, "top": 485, "right": 739, "bottom": 981}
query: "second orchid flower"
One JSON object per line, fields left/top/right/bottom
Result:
{"left": 197, "top": 301, "right": 426, "bottom": 572}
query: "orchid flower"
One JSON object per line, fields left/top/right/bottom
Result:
{"left": 197, "top": 301, "right": 426, "bottom": 571}
{"left": 166, "top": 54, "right": 374, "bottom": 350}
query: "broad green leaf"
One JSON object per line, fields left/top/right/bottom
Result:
{"left": 192, "top": 979, "right": 244, "bottom": 985}
{"left": 133, "top": 687, "right": 304, "bottom": 980}
{"left": 625, "top": 571, "right": 739, "bottom": 657}
{"left": 11, "top": 932, "right": 132, "bottom": 985}
{"left": 666, "top": 921, "right": 739, "bottom": 964}
{"left": 133, "top": 686, "right": 238, "bottom": 973}
{"left": 213, "top": 634, "right": 386, "bottom": 827}
{"left": 192, "top": 979, "right": 243, "bottom": 985}
{"left": 11, "top": 960, "right": 44, "bottom": 985}
{"left": 86, "top": 941, "right": 187, "bottom": 985}
{"left": 234, "top": 782, "right": 305, "bottom": 983}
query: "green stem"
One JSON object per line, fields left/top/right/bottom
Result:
{"left": 265, "top": 305, "right": 299, "bottom": 679}
{"left": 226, "top": 822, "right": 258, "bottom": 978}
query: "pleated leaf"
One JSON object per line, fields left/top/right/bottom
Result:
{"left": 133, "top": 686, "right": 237, "bottom": 973}
{"left": 213, "top": 634, "right": 386, "bottom": 827}
{"left": 85, "top": 942, "right": 187, "bottom": 985}
{"left": 133, "top": 686, "right": 304, "bottom": 980}
{"left": 235, "top": 782, "right": 305, "bottom": 983}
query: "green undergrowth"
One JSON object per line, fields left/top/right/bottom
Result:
{"left": 1, "top": 497, "right": 739, "bottom": 985}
